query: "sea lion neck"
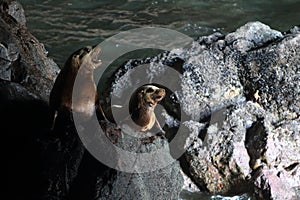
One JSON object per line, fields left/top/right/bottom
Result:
{"left": 133, "top": 108, "right": 152, "bottom": 128}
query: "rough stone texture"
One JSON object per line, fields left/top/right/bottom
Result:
{"left": 86, "top": 127, "right": 184, "bottom": 200}
{"left": 106, "top": 22, "right": 299, "bottom": 199}
{"left": 178, "top": 23, "right": 299, "bottom": 199}
{"left": 225, "top": 21, "right": 283, "bottom": 53}
{"left": 95, "top": 162, "right": 183, "bottom": 200}
{"left": 182, "top": 102, "right": 262, "bottom": 194}
{"left": 253, "top": 118, "right": 300, "bottom": 200}
{"left": 181, "top": 23, "right": 299, "bottom": 199}
{"left": 0, "top": 0, "right": 59, "bottom": 102}
{"left": 240, "top": 30, "right": 299, "bottom": 122}
{"left": 7, "top": 1, "right": 26, "bottom": 25}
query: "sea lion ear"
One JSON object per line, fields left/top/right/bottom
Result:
{"left": 72, "top": 57, "right": 81, "bottom": 69}
{"left": 71, "top": 54, "right": 78, "bottom": 64}
{"left": 73, "top": 54, "right": 79, "bottom": 59}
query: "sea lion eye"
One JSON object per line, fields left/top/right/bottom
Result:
{"left": 84, "top": 47, "right": 91, "bottom": 53}
{"left": 146, "top": 88, "right": 154, "bottom": 93}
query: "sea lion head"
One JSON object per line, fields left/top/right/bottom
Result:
{"left": 132, "top": 85, "right": 166, "bottom": 111}
{"left": 67, "top": 44, "right": 102, "bottom": 71}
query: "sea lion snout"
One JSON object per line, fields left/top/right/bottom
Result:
{"left": 77, "top": 45, "right": 102, "bottom": 70}
{"left": 139, "top": 85, "right": 165, "bottom": 108}
{"left": 152, "top": 88, "right": 165, "bottom": 102}
{"left": 90, "top": 44, "right": 102, "bottom": 66}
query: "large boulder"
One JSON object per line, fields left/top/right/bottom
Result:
{"left": 177, "top": 23, "right": 299, "bottom": 199}
{"left": 90, "top": 134, "right": 183, "bottom": 200}
{"left": 106, "top": 22, "right": 299, "bottom": 199}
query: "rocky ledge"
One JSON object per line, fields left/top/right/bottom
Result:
{"left": 2, "top": 1, "right": 299, "bottom": 200}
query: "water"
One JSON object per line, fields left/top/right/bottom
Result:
{"left": 19, "top": 0, "right": 300, "bottom": 67}
{"left": 180, "top": 190, "right": 252, "bottom": 200}
{"left": 17, "top": 1, "right": 299, "bottom": 199}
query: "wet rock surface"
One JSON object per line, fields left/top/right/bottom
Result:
{"left": 2, "top": 1, "right": 299, "bottom": 200}
{"left": 0, "top": 0, "right": 59, "bottom": 102}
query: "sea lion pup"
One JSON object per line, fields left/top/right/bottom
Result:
{"left": 128, "top": 84, "right": 166, "bottom": 133}
{"left": 49, "top": 44, "right": 106, "bottom": 130}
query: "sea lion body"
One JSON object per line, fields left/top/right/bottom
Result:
{"left": 129, "top": 85, "right": 166, "bottom": 132}
{"left": 49, "top": 45, "right": 103, "bottom": 128}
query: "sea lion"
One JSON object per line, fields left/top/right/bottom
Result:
{"left": 128, "top": 84, "right": 166, "bottom": 133}
{"left": 49, "top": 44, "right": 105, "bottom": 129}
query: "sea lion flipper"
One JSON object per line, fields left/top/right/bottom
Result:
{"left": 155, "top": 118, "right": 165, "bottom": 134}
{"left": 96, "top": 103, "right": 109, "bottom": 122}
{"left": 50, "top": 110, "right": 58, "bottom": 130}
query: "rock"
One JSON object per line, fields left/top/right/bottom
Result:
{"left": 182, "top": 23, "right": 299, "bottom": 199}
{"left": 225, "top": 21, "right": 283, "bottom": 53}
{"left": 181, "top": 169, "right": 200, "bottom": 193}
{"left": 94, "top": 162, "right": 183, "bottom": 200}
{"left": 180, "top": 23, "right": 299, "bottom": 199}
{"left": 0, "top": 0, "right": 59, "bottom": 102}
{"left": 7, "top": 0, "right": 26, "bottom": 25}
{"left": 104, "top": 22, "right": 299, "bottom": 199}
{"left": 0, "top": 77, "right": 36, "bottom": 101}
{"left": 76, "top": 128, "right": 183, "bottom": 200}
{"left": 0, "top": 79, "right": 51, "bottom": 135}
{"left": 0, "top": 2, "right": 68, "bottom": 199}
{"left": 41, "top": 129, "right": 86, "bottom": 200}
{"left": 253, "top": 119, "right": 300, "bottom": 200}
{"left": 240, "top": 30, "right": 300, "bottom": 121}
{"left": 1, "top": 79, "right": 51, "bottom": 200}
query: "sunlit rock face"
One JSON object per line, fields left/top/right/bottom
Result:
{"left": 178, "top": 23, "right": 299, "bottom": 199}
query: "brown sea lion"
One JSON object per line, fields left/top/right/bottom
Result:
{"left": 49, "top": 44, "right": 106, "bottom": 129}
{"left": 128, "top": 84, "right": 166, "bottom": 133}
